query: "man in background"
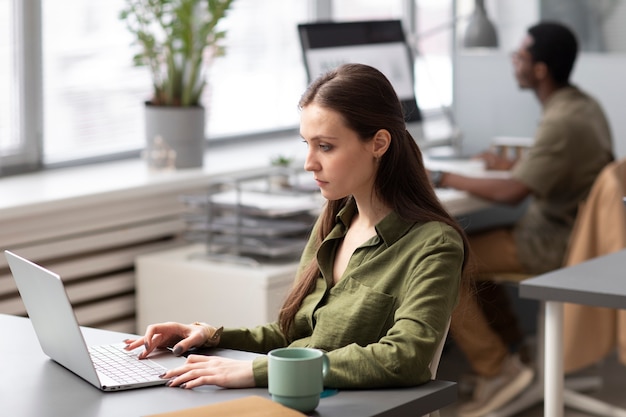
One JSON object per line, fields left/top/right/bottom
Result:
{"left": 430, "top": 21, "right": 614, "bottom": 417}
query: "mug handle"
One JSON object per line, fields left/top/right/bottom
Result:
{"left": 321, "top": 352, "right": 330, "bottom": 378}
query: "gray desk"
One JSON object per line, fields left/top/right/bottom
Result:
{"left": 520, "top": 249, "right": 626, "bottom": 417}
{"left": 2, "top": 314, "right": 456, "bottom": 417}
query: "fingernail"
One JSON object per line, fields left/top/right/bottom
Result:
{"left": 144, "top": 342, "right": 149, "bottom": 350}
{"left": 172, "top": 346, "right": 183, "bottom": 356}
{"left": 180, "top": 383, "right": 187, "bottom": 389}
{"left": 158, "top": 373, "right": 167, "bottom": 379}
{"left": 165, "top": 380, "right": 173, "bottom": 387}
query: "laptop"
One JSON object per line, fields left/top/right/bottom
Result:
{"left": 5, "top": 250, "right": 185, "bottom": 391}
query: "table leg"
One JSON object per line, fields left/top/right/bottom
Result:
{"left": 544, "top": 301, "right": 564, "bottom": 417}
{"left": 544, "top": 302, "right": 626, "bottom": 417}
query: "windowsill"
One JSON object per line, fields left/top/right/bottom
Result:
{"left": 0, "top": 134, "right": 304, "bottom": 220}
{"left": 0, "top": 114, "right": 462, "bottom": 222}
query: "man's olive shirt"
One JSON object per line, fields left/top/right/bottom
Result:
{"left": 512, "top": 85, "right": 613, "bottom": 273}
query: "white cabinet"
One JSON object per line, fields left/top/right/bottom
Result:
{"left": 135, "top": 244, "right": 299, "bottom": 332}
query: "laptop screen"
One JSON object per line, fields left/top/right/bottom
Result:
{"left": 297, "top": 20, "right": 422, "bottom": 123}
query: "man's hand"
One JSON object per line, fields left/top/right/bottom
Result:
{"left": 473, "top": 151, "right": 516, "bottom": 171}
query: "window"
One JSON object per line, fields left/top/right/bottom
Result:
{"left": 1, "top": 0, "right": 462, "bottom": 175}
{"left": 42, "top": 0, "right": 150, "bottom": 164}
{"left": 207, "top": 0, "right": 308, "bottom": 137}
{"left": 42, "top": 0, "right": 308, "bottom": 165}
{"left": 333, "top": 0, "right": 455, "bottom": 110}
{"left": 414, "top": 0, "right": 454, "bottom": 110}
{"left": 0, "top": 0, "right": 20, "bottom": 173}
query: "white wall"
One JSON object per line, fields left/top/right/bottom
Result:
{"left": 490, "top": 0, "right": 539, "bottom": 51}
{"left": 572, "top": 53, "right": 626, "bottom": 158}
{"left": 453, "top": 51, "right": 626, "bottom": 158}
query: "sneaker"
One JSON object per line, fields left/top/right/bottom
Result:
{"left": 457, "top": 354, "right": 534, "bottom": 417}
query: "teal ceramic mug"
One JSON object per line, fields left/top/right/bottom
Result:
{"left": 268, "top": 347, "right": 330, "bottom": 413}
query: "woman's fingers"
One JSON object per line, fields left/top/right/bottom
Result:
{"left": 124, "top": 322, "right": 185, "bottom": 357}
{"left": 162, "top": 355, "right": 255, "bottom": 389}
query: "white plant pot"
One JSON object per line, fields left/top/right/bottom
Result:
{"left": 144, "top": 103, "right": 205, "bottom": 169}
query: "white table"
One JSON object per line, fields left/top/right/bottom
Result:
{"left": 520, "top": 249, "right": 626, "bottom": 417}
{"left": 426, "top": 156, "right": 505, "bottom": 217}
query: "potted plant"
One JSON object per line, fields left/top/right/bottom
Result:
{"left": 269, "top": 154, "right": 294, "bottom": 189}
{"left": 119, "top": 0, "right": 235, "bottom": 169}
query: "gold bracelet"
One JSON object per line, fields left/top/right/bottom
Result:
{"left": 191, "top": 322, "right": 224, "bottom": 348}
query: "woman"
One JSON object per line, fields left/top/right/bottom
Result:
{"left": 124, "top": 63, "right": 470, "bottom": 390}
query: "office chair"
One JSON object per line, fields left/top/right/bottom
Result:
{"left": 559, "top": 157, "right": 626, "bottom": 417}
{"left": 487, "top": 157, "right": 626, "bottom": 417}
{"left": 430, "top": 318, "right": 451, "bottom": 379}
{"left": 425, "top": 318, "right": 451, "bottom": 417}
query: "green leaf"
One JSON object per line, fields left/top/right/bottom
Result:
{"left": 119, "top": 0, "right": 234, "bottom": 106}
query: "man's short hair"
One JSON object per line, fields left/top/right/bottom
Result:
{"left": 527, "top": 21, "right": 578, "bottom": 84}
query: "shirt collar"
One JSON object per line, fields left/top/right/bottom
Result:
{"left": 544, "top": 84, "right": 579, "bottom": 110}
{"left": 335, "top": 199, "right": 415, "bottom": 246}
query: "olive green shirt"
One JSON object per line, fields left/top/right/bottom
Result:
{"left": 512, "top": 85, "right": 613, "bottom": 273}
{"left": 218, "top": 200, "right": 464, "bottom": 388}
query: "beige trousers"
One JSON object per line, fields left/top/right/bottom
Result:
{"left": 450, "top": 228, "right": 526, "bottom": 377}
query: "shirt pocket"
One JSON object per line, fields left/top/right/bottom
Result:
{"left": 310, "top": 276, "right": 395, "bottom": 350}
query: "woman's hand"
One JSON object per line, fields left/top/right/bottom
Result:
{"left": 123, "top": 321, "right": 214, "bottom": 359}
{"left": 161, "top": 355, "right": 255, "bottom": 389}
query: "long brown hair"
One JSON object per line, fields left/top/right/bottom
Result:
{"left": 278, "top": 63, "right": 470, "bottom": 337}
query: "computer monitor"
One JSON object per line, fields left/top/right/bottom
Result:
{"left": 297, "top": 19, "right": 422, "bottom": 124}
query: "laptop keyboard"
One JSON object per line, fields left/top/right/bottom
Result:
{"left": 89, "top": 344, "right": 168, "bottom": 385}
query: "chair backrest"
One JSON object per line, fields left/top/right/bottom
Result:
{"left": 563, "top": 157, "right": 626, "bottom": 266}
{"left": 429, "top": 318, "right": 451, "bottom": 379}
{"left": 561, "top": 157, "right": 626, "bottom": 373}
{"left": 423, "top": 319, "right": 451, "bottom": 417}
